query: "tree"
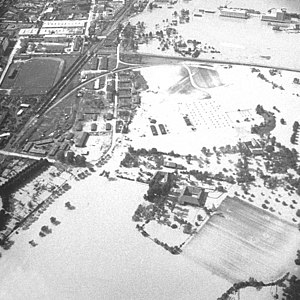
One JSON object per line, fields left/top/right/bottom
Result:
{"left": 283, "top": 275, "right": 300, "bottom": 300}
{"left": 56, "top": 150, "right": 65, "bottom": 162}
{"left": 66, "top": 151, "right": 75, "bottom": 164}
{"left": 265, "top": 145, "right": 275, "bottom": 153}
{"left": 280, "top": 118, "right": 286, "bottom": 125}
{"left": 75, "top": 154, "right": 86, "bottom": 166}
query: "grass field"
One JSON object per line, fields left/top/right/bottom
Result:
{"left": 2, "top": 57, "right": 64, "bottom": 95}
{"left": 184, "top": 196, "right": 300, "bottom": 283}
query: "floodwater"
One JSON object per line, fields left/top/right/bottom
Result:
{"left": 184, "top": 196, "right": 300, "bottom": 283}
{"left": 131, "top": 0, "right": 300, "bottom": 69}
{"left": 0, "top": 175, "right": 230, "bottom": 300}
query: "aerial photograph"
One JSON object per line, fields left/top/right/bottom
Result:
{"left": 0, "top": 0, "right": 300, "bottom": 299}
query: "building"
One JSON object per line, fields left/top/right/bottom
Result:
{"left": 99, "top": 56, "right": 108, "bottom": 70}
{"left": 73, "top": 36, "right": 82, "bottom": 51}
{"left": 66, "top": 132, "right": 74, "bottom": 140}
{"left": 164, "top": 161, "right": 177, "bottom": 169}
{"left": 261, "top": 8, "right": 291, "bottom": 23}
{"left": 152, "top": 171, "right": 173, "bottom": 185}
{"left": 77, "top": 112, "right": 84, "bottom": 121}
{"left": 75, "top": 123, "right": 83, "bottom": 131}
{"left": 105, "top": 113, "right": 113, "bottom": 120}
{"left": 0, "top": 36, "right": 9, "bottom": 55}
{"left": 18, "top": 28, "right": 39, "bottom": 36}
{"left": 60, "top": 141, "right": 69, "bottom": 151}
{"left": 42, "top": 20, "right": 86, "bottom": 28}
{"left": 106, "top": 123, "right": 112, "bottom": 131}
{"left": 29, "top": 148, "right": 48, "bottom": 155}
{"left": 34, "top": 138, "right": 54, "bottom": 146}
{"left": 158, "top": 124, "right": 166, "bottom": 135}
{"left": 219, "top": 8, "right": 249, "bottom": 19}
{"left": 49, "top": 145, "right": 59, "bottom": 156}
{"left": 150, "top": 125, "right": 158, "bottom": 136}
{"left": 75, "top": 132, "right": 89, "bottom": 147}
{"left": 178, "top": 186, "right": 208, "bottom": 207}
{"left": 23, "top": 142, "right": 33, "bottom": 152}
{"left": 39, "top": 28, "right": 84, "bottom": 36}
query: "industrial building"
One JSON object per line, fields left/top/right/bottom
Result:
{"left": 261, "top": 8, "right": 291, "bottom": 23}
{"left": 219, "top": 8, "right": 250, "bottom": 19}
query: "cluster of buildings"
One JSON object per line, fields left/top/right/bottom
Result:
{"left": 219, "top": 6, "right": 299, "bottom": 25}
{"left": 117, "top": 70, "right": 141, "bottom": 109}
{"left": 151, "top": 171, "right": 208, "bottom": 207}
{"left": 23, "top": 136, "right": 71, "bottom": 156}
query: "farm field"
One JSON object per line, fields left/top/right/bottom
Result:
{"left": 184, "top": 196, "right": 300, "bottom": 283}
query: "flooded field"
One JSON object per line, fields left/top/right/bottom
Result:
{"left": 131, "top": 0, "right": 300, "bottom": 69}
{"left": 184, "top": 196, "right": 300, "bottom": 283}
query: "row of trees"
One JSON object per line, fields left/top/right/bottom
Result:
{"left": 0, "top": 159, "right": 50, "bottom": 212}
{"left": 218, "top": 274, "right": 289, "bottom": 300}
{"left": 291, "top": 121, "right": 299, "bottom": 144}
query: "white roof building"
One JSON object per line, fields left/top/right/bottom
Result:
{"left": 19, "top": 28, "right": 39, "bottom": 36}
{"left": 42, "top": 20, "right": 86, "bottom": 28}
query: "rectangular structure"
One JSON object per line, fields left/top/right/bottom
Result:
{"left": 76, "top": 132, "right": 89, "bottom": 147}
{"left": 219, "top": 8, "right": 249, "bottom": 19}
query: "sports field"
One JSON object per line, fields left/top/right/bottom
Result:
{"left": 3, "top": 57, "right": 64, "bottom": 95}
{"left": 184, "top": 196, "right": 300, "bottom": 283}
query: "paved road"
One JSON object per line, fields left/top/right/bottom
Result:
{"left": 122, "top": 52, "right": 300, "bottom": 73}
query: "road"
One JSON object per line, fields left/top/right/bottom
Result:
{"left": 121, "top": 52, "right": 300, "bottom": 73}
{"left": 44, "top": 66, "right": 134, "bottom": 114}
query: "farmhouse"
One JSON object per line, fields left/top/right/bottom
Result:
{"left": 178, "top": 186, "right": 208, "bottom": 207}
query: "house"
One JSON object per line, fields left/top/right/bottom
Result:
{"left": 178, "top": 186, "right": 207, "bottom": 207}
